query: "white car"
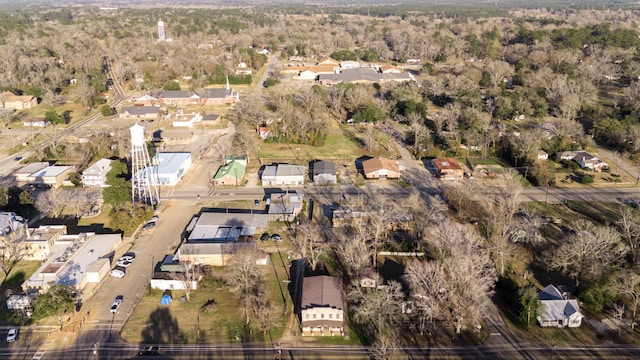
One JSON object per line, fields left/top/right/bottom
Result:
{"left": 110, "top": 268, "right": 125, "bottom": 278}
{"left": 6, "top": 328, "right": 17, "bottom": 342}
{"left": 116, "top": 260, "right": 132, "bottom": 268}
{"left": 110, "top": 296, "right": 123, "bottom": 314}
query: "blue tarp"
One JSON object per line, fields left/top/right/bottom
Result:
{"left": 160, "top": 294, "right": 172, "bottom": 305}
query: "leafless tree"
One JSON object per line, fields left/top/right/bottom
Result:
{"left": 408, "top": 113, "right": 429, "bottom": 158}
{"left": 227, "top": 247, "right": 263, "bottom": 324}
{"left": 616, "top": 270, "right": 640, "bottom": 319}
{"left": 367, "top": 331, "right": 399, "bottom": 360}
{"left": 348, "top": 281, "right": 404, "bottom": 336}
{"left": 617, "top": 206, "right": 640, "bottom": 266}
{"left": 610, "top": 151, "right": 628, "bottom": 177}
{"left": 333, "top": 227, "right": 373, "bottom": 279}
{"left": 292, "top": 219, "right": 326, "bottom": 271}
{"left": 547, "top": 220, "right": 627, "bottom": 289}
{"left": 0, "top": 222, "right": 29, "bottom": 277}
{"left": 405, "top": 220, "right": 496, "bottom": 335}
{"left": 480, "top": 171, "right": 523, "bottom": 276}
{"left": 35, "top": 190, "right": 69, "bottom": 218}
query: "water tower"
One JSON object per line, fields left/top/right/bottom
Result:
{"left": 157, "top": 19, "right": 166, "bottom": 41}
{"left": 130, "top": 123, "right": 159, "bottom": 206}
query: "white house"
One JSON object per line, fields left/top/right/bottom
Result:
{"left": 537, "top": 284, "right": 583, "bottom": 328}
{"left": 152, "top": 152, "right": 192, "bottom": 186}
{"left": 82, "top": 158, "right": 113, "bottom": 188}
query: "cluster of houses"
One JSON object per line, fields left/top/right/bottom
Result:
{"left": 282, "top": 57, "right": 415, "bottom": 85}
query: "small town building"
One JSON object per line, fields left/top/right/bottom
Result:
{"left": 21, "top": 225, "right": 67, "bottom": 261}
{"left": 212, "top": 161, "right": 245, "bottom": 186}
{"left": 82, "top": 158, "right": 113, "bottom": 188}
{"left": 261, "top": 164, "right": 306, "bottom": 186}
{"left": 362, "top": 157, "right": 400, "bottom": 179}
{"left": 25, "top": 165, "right": 73, "bottom": 189}
{"left": 22, "top": 232, "right": 122, "bottom": 292}
{"left": 152, "top": 152, "right": 192, "bottom": 186}
{"left": 118, "top": 106, "right": 160, "bottom": 121}
{"left": 309, "top": 160, "right": 337, "bottom": 184}
{"left": 13, "top": 162, "right": 49, "bottom": 182}
{"left": 267, "top": 191, "right": 304, "bottom": 222}
{"left": 300, "top": 275, "right": 344, "bottom": 336}
{"left": 432, "top": 157, "right": 464, "bottom": 181}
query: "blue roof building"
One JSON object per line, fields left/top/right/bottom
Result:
{"left": 152, "top": 152, "right": 192, "bottom": 186}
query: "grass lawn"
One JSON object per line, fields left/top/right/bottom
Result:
{"left": 258, "top": 130, "right": 365, "bottom": 162}
{"left": 122, "top": 253, "right": 290, "bottom": 345}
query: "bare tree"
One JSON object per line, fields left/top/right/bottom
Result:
{"left": 480, "top": 170, "right": 523, "bottom": 276}
{"left": 367, "top": 331, "right": 399, "bottom": 360}
{"left": 35, "top": 190, "right": 69, "bottom": 218}
{"left": 227, "top": 247, "right": 262, "bottom": 324}
{"left": 405, "top": 220, "right": 496, "bottom": 335}
{"left": 348, "top": 281, "right": 404, "bottom": 336}
{"left": 0, "top": 222, "right": 28, "bottom": 277}
{"left": 547, "top": 220, "right": 627, "bottom": 290}
{"left": 292, "top": 219, "right": 326, "bottom": 271}
{"left": 617, "top": 205, "right": 640, "bottom": 266}
{"left": 333, "top": 227, "right": 373, "bottom": 279}
{"left": 408, "top": 113, "right": 429, "bottom": 158}
{"left": 616, "top": 270, "right": 640, "bottom": 319}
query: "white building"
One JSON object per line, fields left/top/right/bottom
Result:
{"left": 261, "top": 164, "right": 306, "bottom": 186}
{"left": 22, "top": 232, "right": 122, "bottom": 292}
{"left": 152, "top": 152, "right": 192, "bottom": 186}
{"left": 82, "top": 158, "right": 113, "bottom": 188}
{"left": 158, "top": 19, "right": 166, "bottom": 41}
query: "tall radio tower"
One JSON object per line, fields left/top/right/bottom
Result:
{"left": 157, "top": 19, "right": 166, "bottom": 41}
{"left": 130, "top": 123, "right": 159, "bottom": 206}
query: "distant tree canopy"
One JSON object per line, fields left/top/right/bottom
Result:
{"left": 330, "top": 50, "right": 357, "bottom": 61}
{"left": 162, "top": 80, "right": 181, "bottom": 91}
{"left": 512, "top": 23, "right": 640, "bottom": 49}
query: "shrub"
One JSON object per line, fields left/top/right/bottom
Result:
{"left": 101, "top": 105, "right": 116, "bottom": 116}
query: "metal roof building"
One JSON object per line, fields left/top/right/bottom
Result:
{"left": 152, "top": 152, "right": 192, "bottom": 186}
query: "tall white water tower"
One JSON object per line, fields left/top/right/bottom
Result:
{"left": 130, "top": 123, "right": 159, "bottom": 206}
{"left": 157, "top": 19, "right": 166, "bottom": 41}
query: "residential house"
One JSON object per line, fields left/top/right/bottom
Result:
{"left": 179, "top": 211, "right": 269, "bottom": 266}
{"left": 0, "top": 212, "right": 26, "bottom": 237}
{"left": 172, "top": 112, "right": 203, "bottom": 128}
{"left": 317, "top": 57, "right": 340, "bottom": 66}
{"left": 378, "top": 64, "right": 402, "bottom": 73}
{"left": 432, "top": 157, "right": 465, "bottom": 181}
{"left": 13, "top": 162, "right": 49, "bottom": 182}
{"left": 82, "top": 158, "right": 113, "bottom": 188}
{"left": 537, "top": 150, "right": 549, "bottom": 161}
{"left": 26, "top": 165, "right": 73, "bottom": 189}
{"left": 23, "top": 120, "right": 49, "bottom": 127}
{"left": 300, "top": 275, "right": 344, "bottom": 336}
{"left": 267, "top": 191, "right": 304, "bottom": 222}
{"left": 537, "top": 284, "right": 583, "bottom": 328}
{"left": 0, "top": 91, "right": 37, "bottom": 110}
{"left": 361, "top": 157, "right": 400, "bottom": 179}
{"left": 556, "top": 151, "right": 608, "bottom": 172}
{"left": 118, "top": 106, "right": 160, "bottom": 121}
{"left": 309, "top": 160, "right": 337, "bottom": 184}
{"left": 212, "top": 160, "right": 245, "bottom": 186}
{"left": 339, "top": 60, "right": 360, "bottom": 69}
{"left": 261, "top": 164, "right": 306, "bottom": 186}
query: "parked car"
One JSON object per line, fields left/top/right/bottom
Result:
{"left": 110, "top": 295, "right": 123, "bottom": 314}
{"left": 110, "top": 268, "right": 125, "bottom": 278}
{"left": 150, "top": 215, "right": 159, "bottom": 222}
{"left": 122, "top": 252, "right": 136, "bottom": 262}
{"left": 260, "top": 233, "right": 270, "bottom": 242}
{"left": 116, "top": 260, "right": 132, "bottom": 268}
{"left": 138, "top": 345, "right": 159, "bottom": 356}
{"left": 13, "top": 156, "right": 22, "bottom": 162}
{"left": 6, "top": 328, "right": 18, "bottom": 342}
{"left": 142, "top": 222, "right": 156, "bottom": 230}
{"left": 254, "top": 199, "right": 260, "bottom": 206}
{"left": 271, "top": 233, "right": 282, "bottom": 242}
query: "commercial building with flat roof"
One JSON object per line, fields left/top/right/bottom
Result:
{"left": 152, "top": 152, "right": 192, "bottom": 186}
